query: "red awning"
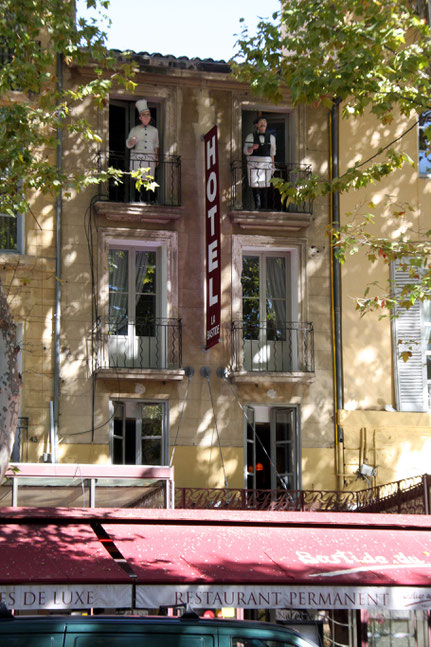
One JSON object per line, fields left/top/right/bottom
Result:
{"left": 0, "top": 522, "right": 129, "bottom": 584}
{"left": 102, "top": 519, "right": 431, "bottom": 586}
{"left": 2, "top": 508, "right": 431, "bottom": 611}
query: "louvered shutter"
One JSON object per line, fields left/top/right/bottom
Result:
{"left": 392, "top": 262, "right": 428, "bottom": 412}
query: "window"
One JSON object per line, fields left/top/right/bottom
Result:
{"left": 418, "top": 111, "right": 431, "bottom": 176}
{"left": 392, "top": 262, "right": 429, "bottom": 411}
{"left": 245, "top": 404, "right": 300, "bottom": 490}
{"left": 239, "top": 109, "right": 294, "bottom": 212}
{"left": 232, "top": 235, "right": 313, "bottom": 374}
{"left": 365, "top": 610, "right": 428, "bottom": 647}
{"left": 0, "top": 213, "right": 23, "bottom": 252}
{"left": 111, "top": 400, "right": 168, "bottom": 465}
{"left": 240, "top": 251, "right": 298, "bottom": 371}
{"left": 108, "top": 242, "right": 168, "bottom": 369}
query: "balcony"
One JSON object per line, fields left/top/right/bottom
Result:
{"left": 98, "top": 151, "right": 181, "bottom": 207}
{"left": 231, "top": 320, "right": 314, "bottom": 381}
{"left": 92, "top": 317, "right": 183, "bottom": 380}
{"left": 176, "top": 474, "right": 431, "bottom": 514}
{"left": 230, "top": 161, "right": 313, "bottom": 231}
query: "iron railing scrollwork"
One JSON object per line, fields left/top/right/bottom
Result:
{"left": 175, "top": 475, "right": 431, "bottom": 513}
{"left": 231, "top": 320, "right": 314, "bottom": 373}
{"left": 231, "top": 160, "right": 312, "bottom": 213}
{"left": 97, "top": 150, "right": 181, "bottom": 206}
{"left": 93, "top": 316, "right": 182, "bottom": 371}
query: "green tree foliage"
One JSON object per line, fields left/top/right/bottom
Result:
{"left": 233, "top": 0, "right": 431, "bottom": 315}
{"left": 0, "top": 0, "right": 140, "bottom": 217}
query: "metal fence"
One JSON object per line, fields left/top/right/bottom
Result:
{"left": 93, "top": 317, "right": 182, "bottom": 371}
{"left": 176, "top": 474, "right": 431, "bottom": 513}
{"left": 98, "top": 151, "right": 181, "bottom": 206}
{"left": 231, "top": 320, "right": 315, "bottom": 373}
{"left": 231, "top": 160, "right": 313, "bottom": 213}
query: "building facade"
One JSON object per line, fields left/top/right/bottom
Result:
{"left": 1, "top": 51, "right": 337, "bottom": 493}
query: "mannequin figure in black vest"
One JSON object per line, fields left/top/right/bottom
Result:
{"left": 243, "top": 117, "right": 276, "bottom": 210}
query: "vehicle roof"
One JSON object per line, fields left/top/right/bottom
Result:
{"left": 0, "top": 614, "right": 307, "bottom": 636}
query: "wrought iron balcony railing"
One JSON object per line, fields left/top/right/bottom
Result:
{"left": 176, "top": 475, "right": 431, "bottom": 514}
{"left": 231, "top": 320, "right": 314, "bottom": 373}
{"left": 176, "top": 487, "right": 360, "bottom": 511}
{"left": 97, "top": 151, "right": 181, "bottom": 206}
{"left": 231, "top": 160, "right": 313, "bottom": 213}
{"left": 93, "top": 317, "right": 182, "bottom": 371}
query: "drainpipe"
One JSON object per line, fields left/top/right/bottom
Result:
{"left": 329, "top": 99, "right": 344, "bottom": 491}
{"left": 52, "top": 52, "right": 63, "bottom": 464}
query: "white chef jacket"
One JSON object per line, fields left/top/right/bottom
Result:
{"left": 126, "top": 124, "right": 159, "bottom": 177}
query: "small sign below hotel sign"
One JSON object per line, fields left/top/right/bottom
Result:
{"left": 204, "top": 125, "right": 221, "bottom": 350}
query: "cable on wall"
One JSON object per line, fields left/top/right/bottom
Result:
{"left": 201, "top": 366, "right": 229, "bottom": 489}
{"left": 169, "top": 366, "right": 194, "bottom": 466}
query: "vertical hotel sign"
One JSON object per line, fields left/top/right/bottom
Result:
{"left": 204, "top": 125, "right": 221, "bottom": 349}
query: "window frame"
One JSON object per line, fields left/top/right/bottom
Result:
{"left": 244, "top": 403, "right": 301, "bottom": 491}
{"left": 241, "top": 251, "right": 295, "bottom": 341}
{"left": 110, "top": 398, "right": 169, "bottom": 466}
{"left": 0, "top": 212, "right": 24, "bottom": 253}
{"left": 418, "top": 111, "right": 431, "bottom": 177}
{"left": 232, "top": 234, "right": 305, "bottom": 322}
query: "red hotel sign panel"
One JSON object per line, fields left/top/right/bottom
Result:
{"left": 204, "top": 126, "right": 221, "bottom": 349}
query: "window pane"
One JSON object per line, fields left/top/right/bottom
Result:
{"left": 242, "top": 255, "right": 260, "bottom": 297}
{"left": 141, "top": 404, "right": 162, "bottom": 437}
{"left": 135, "top": 251, "right": 156, "bottom": 335}
{"left": 0, "top": 213, "right": 17, "bottom": 250}
{"left": 141, "top": 404, "right": 163, "bottom": 464}
{"left": 112, "top": 402, "right": 124, "bottom": 464}
{"left": 243, "top": 298, "right": 259, "bottom": 339}
{"left": 136, "top": 251, "right": 156, "bottom": 293}
{"left": 266, "top": 256, "right": 286, "bottom": 299}
{"left": 109, "top": 249, "right": 128, "bottom": 332}
{"left": 266, "top": 256, "right": 286, "bottom": 340}
{"left": 141, "top": 438, "right": 161, "bottom": 464}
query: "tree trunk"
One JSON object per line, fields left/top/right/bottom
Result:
{"left": 0, "top": 278, "right": 21, "bottom": 482}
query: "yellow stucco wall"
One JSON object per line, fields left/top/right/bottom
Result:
{"left": 336, "top": 104, "right": 431, "bottom": 487}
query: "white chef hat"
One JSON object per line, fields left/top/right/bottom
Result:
{"left": 135, "top": 99, "right": 149, "bottom": 114}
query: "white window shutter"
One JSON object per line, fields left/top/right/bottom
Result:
{"left": 392, "top": 262, "right": 428, "bottom": 412}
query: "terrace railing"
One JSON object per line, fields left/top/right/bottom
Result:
{"left": 231, "top": 320, "right": 314, "bottom": 373}
{"left": 98, "top": 151, "right": 181, "bottom": 206}
{"left": 93, "top": 316, "right": 182, "bottom": 371}
{"left": 175, "top": 475, "right": 431, "bottom": 513}
{"left": 231, "top": 160, "right": 312, "bottom": 213}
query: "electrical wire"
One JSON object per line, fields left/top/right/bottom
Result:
{"left": 204, "top": 372, "right": 229, "bottom": 489}
{"left": 169, "top": 371, "right": 192, "bottom": 466}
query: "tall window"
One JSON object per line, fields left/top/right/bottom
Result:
{"left": 108, "top": 242, "right": 166, "bottom": 369}
{"left": 109, "top": 99, "right": 160, "bottom": 203}
{"left": 418, "top": 111, "right": 431, "bottom": 176}
{"left": 111, "top": 400, "right": 168, "bottom": 465}
{"left": 245, "top": 405, "right": 300, "bottom": 490}
{"left": 109, "top": 246, "right": 157, "bottom": 333}
{"left": 241, "top": 251, "right": 297, "bottom": 371}
{"left": 242, "top": 254, "right": 289, "bottom": 341}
